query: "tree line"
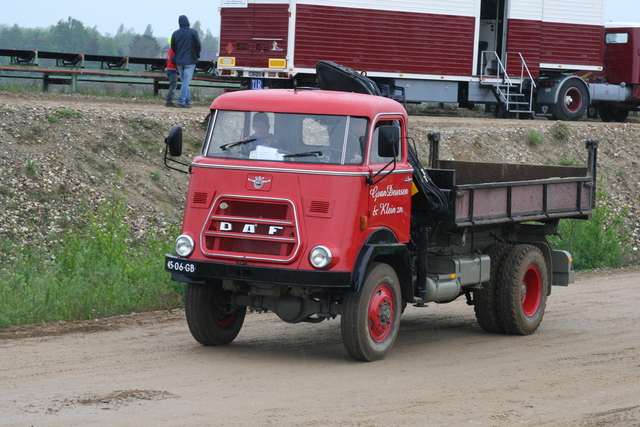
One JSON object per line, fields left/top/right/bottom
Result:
{"left": 0, "top": 17, "right": 218, "bottom": 60}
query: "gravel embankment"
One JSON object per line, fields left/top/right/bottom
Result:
{"left": 1, "top": 92, "right": 638, "bottom": 263}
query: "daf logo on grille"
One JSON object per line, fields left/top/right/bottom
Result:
{"left": 220, "top": 222, "right": 283, "bottom": 235}
{"left": 248, "top": 176, "right": 271, "bottom": 189}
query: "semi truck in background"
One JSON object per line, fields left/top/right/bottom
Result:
{"left": 216, "top": 0, "right": 640, "bottom": 122}
{"left": 163, "top": 62, "right": 597, "bottom": 361}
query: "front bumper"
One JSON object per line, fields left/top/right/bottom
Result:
{"left": 165, "top": 254, "right": 352, "bottom": 288}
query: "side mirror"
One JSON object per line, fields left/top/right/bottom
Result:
{"left": 163, "top": 126, "right": 189, "bottom": 174}
{"left": 367, "top": 125, "right": 400, "bottom": 186}
{"left": 165, "top": 126, "right": 183, "bottom": 157}
{"left": 377, "top": 125, "right": 400, "bottom": 158}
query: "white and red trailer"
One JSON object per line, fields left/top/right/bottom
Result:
{"left": 217, "top": 0, "right": 640, "bottom": 121}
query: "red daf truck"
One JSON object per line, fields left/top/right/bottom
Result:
{"left": 164, "top": 65, "right": 597, "bottom": 361}
{"left": 216, "top": 0, "right": 640, "bottom": 121}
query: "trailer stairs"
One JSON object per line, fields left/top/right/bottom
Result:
{"left": 480, "top": 51, "right": 536, "bottom": 118}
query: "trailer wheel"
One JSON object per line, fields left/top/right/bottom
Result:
{"left": 552, "top": 80, "right": 588, "bottom": 121}
{"left": 474, "top": 243, "right": 512, "bottom": 333}
{"left": 185, "top": 282, "right": 246, "bottom": 346}
{"left": 497, "top": 245, "right": 548, "bottom": 335}
{"left": 341, "top": 263, "right": 402, "bottom": 361}
{"left": 598, "top": 104, "right": 629, "bottom": 123}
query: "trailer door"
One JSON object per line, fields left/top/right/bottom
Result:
{"left": 478, "top": 0, "right": 508, "bottom": 75}
{"left": 220, "top": 2, "right": 289, "bottom": 69}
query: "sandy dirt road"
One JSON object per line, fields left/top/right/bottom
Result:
{"left": 1, "top": 267, "right": 639, "bottom": 426}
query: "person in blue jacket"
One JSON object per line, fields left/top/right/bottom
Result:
{"left": 170, "top": 15, "right": 201, "bottom": 108}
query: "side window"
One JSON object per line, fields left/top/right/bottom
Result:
{"left": 606, "top": 32, "right": 629, "bottom": 44}
{"left": 370, "top": 120, "right": 401, "bottom": 164}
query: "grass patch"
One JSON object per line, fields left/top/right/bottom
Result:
{"left": 0, "top": 191, "right": 183, "bottom": 328}
{"left": 549, "top": 186, "right": 631, "bottom": 271}
{"left": 526, "top": 129, "right": 544, "bottom": 147}
{"left": 559, "top": 158, "right": 581, "bottom": 167}
{"left": 0, "top": 83, "right": 40, "bottom": 94}
{"left": 25, "top": 158, "right": 38, "bottom": 176}
{"left": 47, "top": 109, "right": 82, "bottom": 123}
{"left": 552, "top": 123, "right": 571, "bottom": 142}
{"left": 0, "top": 186, "right": 12, "bottom": 197}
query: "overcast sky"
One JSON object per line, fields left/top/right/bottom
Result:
{"left": 1, "top": 2, "right": 221, "bottom": 39}
{"left": 1, "top": 0, "right": 639, "bottom": 39}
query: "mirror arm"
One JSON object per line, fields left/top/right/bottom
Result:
{"left": 366, "top": 157, "right": 396, "bottom": 185}
{"left": 164, "top": 144, "right": 190, "bottom": 174}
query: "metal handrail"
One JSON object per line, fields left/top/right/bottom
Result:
{"left": 505, "top": 51, "right": 536, "bottom": 111}
{"left": 480, "top": 51, "right": 535, "bottom": 113}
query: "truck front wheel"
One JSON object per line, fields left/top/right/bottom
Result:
{"left": 341, "top": 263, "right": 402, "bottom": 361}
{"left": 598, "top": 104, "right": 630, "bottom": 122}
{"left": 552, "top": 80, "right": 588, "bottom": 121}
{"left": 185, "top": 282, "right": 246, "bottom": 346}
{"left": 497, "top": 245, "right": 548, "bottom": 335}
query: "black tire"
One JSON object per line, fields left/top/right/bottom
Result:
{"left": 341, "top": 262, "right": 402, "bottom": 361}
{"left": 552, "top": 79, "right": 589, "bottom": 121}
{"left": 185, "top": 282, "right": 246, "bottom": 346}
{"left": 474, "top": 243, "right": 512, "bottom": 333}
{"left": 598, "top": 104, "right": 630, "bottom": 123}
{"left": 497, "top": 245, "right": 548, "bottom": 335}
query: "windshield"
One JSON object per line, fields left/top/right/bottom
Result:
{"left": 205, "top": 111, "right": 367, "bottom": 165}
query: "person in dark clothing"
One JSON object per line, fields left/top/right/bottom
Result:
{"left": 170, "top": 15, "right": 201, "bottom": 108}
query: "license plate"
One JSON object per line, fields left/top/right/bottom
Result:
{"left": 167, "top": 259, "right": 196, "bottom": 274}
{"left": 248, "top": 71, "right": 263, "bottom": 77}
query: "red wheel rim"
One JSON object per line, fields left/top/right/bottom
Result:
{"left": 521, "top": 265, "right": 542, "bottom": 316}
{"left": 214, "top": 310, "right": 237, "bottom": 327}
{"left": 368, "top": 284, "right": 395, "bottom": 342}
{"left": 564, "top": 88, "right": 583, "bottom": 113}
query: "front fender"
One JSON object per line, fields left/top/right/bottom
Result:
{"left": 351, "top": 228, "right": 413, "bottom": 304}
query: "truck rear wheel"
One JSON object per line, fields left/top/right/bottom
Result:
{"left": 497, "top": 245, "right": 548, "bottom": 335}
{"left": 474, "top": 242, "right": 512, "bottom": 333}
{"left": 341, "top": 263, "right": 402, "bottom": 361}
{"left": 185, "top": 282, "right": 246, "bottom": 346}
{"left": 552, "top": 80, "right": 588, "bottom": 121}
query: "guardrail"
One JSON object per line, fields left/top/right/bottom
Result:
{"left": 0, "top": 48, "right": 240, "bottom": 93}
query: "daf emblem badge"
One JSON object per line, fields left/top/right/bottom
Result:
{"left": 248, "top": 176, "right": 271, "bottom": 189}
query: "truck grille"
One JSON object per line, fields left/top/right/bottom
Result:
{"left": 201, "top": 196, "right": 299, "bottom": 262}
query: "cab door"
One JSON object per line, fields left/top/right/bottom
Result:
{"left": 366, "top": 116, "right": 413, "bottom": 243}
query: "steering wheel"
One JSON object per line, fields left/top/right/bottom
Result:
{"left": 317, "top": 147, "right": 345, "bottom": 162}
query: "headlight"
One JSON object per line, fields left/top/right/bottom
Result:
{"left": 175, "top": 234, "right": 195, "bottom": 257}
{"left": 309, "top": 245, "right": 332, "bottom": 269}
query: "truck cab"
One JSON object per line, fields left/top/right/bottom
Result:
{"left": 166, "top": 89, "right": 415, "bottom": 360}
{"left": 170, "top": 88, "right": 412, "bottom": 275}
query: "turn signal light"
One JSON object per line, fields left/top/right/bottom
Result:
{"left": 360, "top": 215, "right": 368, "bottom": 230}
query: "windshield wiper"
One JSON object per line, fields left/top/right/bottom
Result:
{"left": 282, "top": 151, "right": 323, "bottom": 158}
{"left": 220, "top": 137, "right": 257, "bottom": 151}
